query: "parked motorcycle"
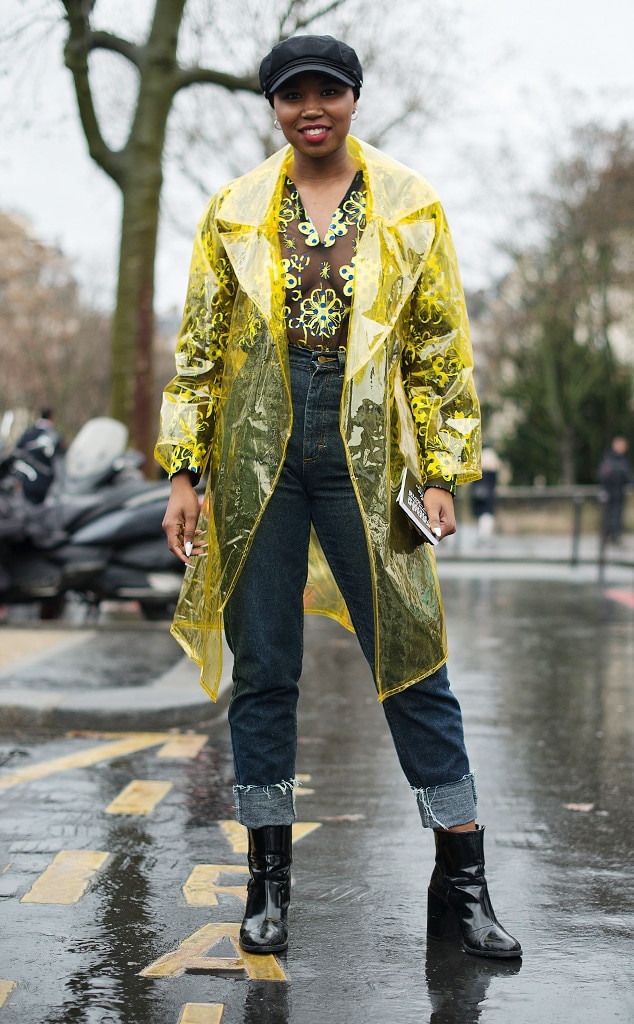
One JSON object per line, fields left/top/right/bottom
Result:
{"left": 0, "top": 417, "right": 185, "bottom": 620}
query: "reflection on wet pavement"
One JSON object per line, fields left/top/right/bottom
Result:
{"left": 425, "top": 942, "right": 522, "bottom": 1023}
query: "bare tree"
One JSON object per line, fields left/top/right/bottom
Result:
{"left": 476, "top": 121, "right": 634, "bottom": 485}
{"left": 59, "top": 0, "right": 256, "bottom": 466}
{"left": 0, "top": 211, "right": 110, "bottom": 440}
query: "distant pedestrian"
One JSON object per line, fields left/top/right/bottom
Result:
{"left": 598, "top": 436, "right": 633, "bottom": 543}
{"left": 15, "top": 408, "right": 63, "bottom": 503}
{"left": 470, "top": 444, "right": 501, "bottom": 543}
{"left": 157, "top": 34, "right": 521, "bottom": 961}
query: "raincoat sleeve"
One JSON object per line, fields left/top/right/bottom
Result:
{"left": 154, "top": 195, "right": 237, "bottom": 477}
{"left": 401, "top": 202, "right": 481, "bottom": 488}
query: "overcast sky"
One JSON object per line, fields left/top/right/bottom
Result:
{"left": 1, "top": 0, "right": 633, "bottom": 314}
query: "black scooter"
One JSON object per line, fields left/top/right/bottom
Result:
{"left": 0, "top": 417, "right": 185, "bottom": 620}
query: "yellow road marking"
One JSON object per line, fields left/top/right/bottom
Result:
{"left": 219, "top": 820, "right": 321, "bottom": 853}
{"left": 0, "top": 733, "right": 175, "bottom": 789}
{"left": 106, "top": 780, "right": 173, "bottom": 815}
{"left": 157, "top": 735, "right": 208, "bottom": 759}
{"left": 218, "top": 821, "right": 249, "bottom": 853}
{"left": 291, "top": 821, "right": 321, "bottom": 842}
{"left": 178, "top": 1003, "right": 224, "bottom": 1024}
{"left": 295, "top": 773, "right": 315, "bottom": 795}
{"left": 21, "top": 850, "right": 109, "bottom": 904}
{"left": 183, "top": 865, "right": 248, "bottom": 906}
{"left": 140, "top": 922, "right": 286, "bottom": 981}
{"left": 0, "top": 981, "right": 17, "bottom": 1009}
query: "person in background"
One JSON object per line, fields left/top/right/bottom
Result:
{"left": 15, "top": 407, "right": 63, "bottom": 503}
{"left": 598, "top": 436, "right": 633, "bottom": 544}
{"left": 156, "top": 34, "right": 521, "bottom": 961}
{"left": 470, "top": 443, "right": 501, "bottom": 544}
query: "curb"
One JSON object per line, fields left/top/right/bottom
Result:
{"left": 0, "top": 639, "right": 233, "bottom": 733}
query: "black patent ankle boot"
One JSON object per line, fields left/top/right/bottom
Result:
{"left": 427, "top": 826, "right": 522, "bottom": 959}
{"left": 239, "top": 825, "right": 292, "bottom": 955}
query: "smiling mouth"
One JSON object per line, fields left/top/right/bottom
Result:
{"left": 300, "top": 126, "right": 330, "bottom": 138}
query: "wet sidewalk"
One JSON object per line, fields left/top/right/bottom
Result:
{"left": 0, "top": 557, "right": 633, "bottom": 1023}
{"left": 437, "top": 520, "right": 634, "bottom": 570}
{"left": 0, "top": 528, "right": 631, "bottom": 733}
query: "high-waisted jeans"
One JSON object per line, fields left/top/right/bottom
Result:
{"left": 224, "top": 345, "right": 476, "bottom": 830}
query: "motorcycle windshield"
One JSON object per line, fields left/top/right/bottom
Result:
{"left": 63, "top": 418, "right": 129, "bottom": 489}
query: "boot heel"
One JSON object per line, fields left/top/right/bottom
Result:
{"left": 427, "top": 887, "right": 460, "bottom": 941}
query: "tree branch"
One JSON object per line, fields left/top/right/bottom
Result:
{"left": 87, "top": 30, "right": 141, "bottom": 68}
{"left": 174, "top": 66, "right": 260, "bottom": 94}
{"left": 287, "top": 0, "right": 349, "bottom": 32}
{"left": 364, "top": 102, "right": 421, "bottom": 148}
{"left": 176, "top": 0, "right": 350, "bottom": 98}
{"left": 59, "top": 0, "right": 125, "bottom": 185}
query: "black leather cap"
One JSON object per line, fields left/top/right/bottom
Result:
{"left": 259, "top": 34, "right": 363, "bottom": 105}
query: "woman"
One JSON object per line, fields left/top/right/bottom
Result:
{"left": 156, "top": 34, "right": 521, "bottom": 960}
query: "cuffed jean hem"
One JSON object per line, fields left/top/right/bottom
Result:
{"left": 233, "top": 780, "right": 298, "bottom": 828}
{"left": 413, "top": 772, "right": 477, "bottom": 829}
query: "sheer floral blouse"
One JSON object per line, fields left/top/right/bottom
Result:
{"left": 277, "top": 169, "right": 366, "bottom": 351}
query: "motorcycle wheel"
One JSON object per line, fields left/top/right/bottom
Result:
{"left": 40, "top": 595, "right": 67, "bottom": 620}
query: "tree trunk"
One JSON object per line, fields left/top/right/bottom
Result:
{"left": 109, "top": 0, "right": 186, "bottom": 469}
{"left": 558, "top": 432, "right": 576, "bottom": 485}
{"left": 111, "top": 171, "right": 162, "bottom": 470}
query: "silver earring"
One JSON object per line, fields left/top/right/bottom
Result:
{"left": 351, "top": 110, "right": 358, "bottom": 121}
{"left": 273, "top": 117, "right": 282, "bottom": 129}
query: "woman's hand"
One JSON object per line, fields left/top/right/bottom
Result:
{"left": 163, "top": 471, "right": 202, "bottom": 566}
{"left": 423, "top": 487, "right": 456, "bottom": 540}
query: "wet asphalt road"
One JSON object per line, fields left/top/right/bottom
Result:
{"left": 0, "top": 567, "right": 633, "bottom": 1024}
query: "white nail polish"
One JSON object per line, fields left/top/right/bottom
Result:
{"left": 433, "top": 527, "right": 442, "bottom": 538}
{"left": 184, "top": 541, "right": 193, "bottom": 557}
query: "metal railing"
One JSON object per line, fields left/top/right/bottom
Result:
{"left": 450, "top": 485, "right": 634, "bottom": 579}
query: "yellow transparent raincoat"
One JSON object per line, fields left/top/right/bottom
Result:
{"left": 155, "top": 137, "right": 481, "bottom": 702}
